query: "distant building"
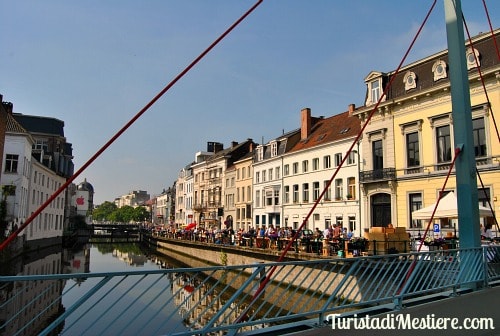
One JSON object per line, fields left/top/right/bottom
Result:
{"left": 115, "top": 190, "right": 150, "bottom": 208}
{"left": 75, "top": 179, "right": 94, "bottom": 224}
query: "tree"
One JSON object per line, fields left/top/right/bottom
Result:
{"left": 92, "top": 201, "right": 117, "bottom": 221}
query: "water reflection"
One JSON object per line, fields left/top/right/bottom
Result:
{"left": 0, "top": 245, "right": 67, "bottom": 336}
{"left": 0, "top": 243, "right": 271, "bottom": 335}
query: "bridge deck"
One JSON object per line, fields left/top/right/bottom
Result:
{"left": 280, "top": 285, "right": 500, "bottom": 336}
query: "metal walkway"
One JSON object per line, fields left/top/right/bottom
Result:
{"left": 1, "top": 245, "right": 499, "bottom": 335}
{"left": 284, "top": 285, "right": 500, "bottom": 336}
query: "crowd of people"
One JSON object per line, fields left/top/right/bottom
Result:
{"left": 152, "top": 223, "right": 358, "bottom": 254}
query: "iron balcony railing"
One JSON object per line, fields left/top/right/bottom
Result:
{"left": 1, "top": 245, "right": 499, "bottom": 335}
{"left": 360, "top": 168, "right": 396, "bottom": 183}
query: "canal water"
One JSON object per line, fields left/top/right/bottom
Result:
{"left": 0, "top": 242, "right": 195, "bottom": 336}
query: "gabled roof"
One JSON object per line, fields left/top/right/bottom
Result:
{"left": 288, "top": 111, "right": 360, "bottom": 152}
{"left": 6, "top": 113, "right": 29, "bottom": 134}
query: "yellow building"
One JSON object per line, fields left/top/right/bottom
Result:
{"left": 354, "top": 29, "right": 500, "bottom": 237}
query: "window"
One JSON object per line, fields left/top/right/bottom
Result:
{"left": 324, "top": 155, "right": 331, "bottom": 169}
{"left": 403, "top": 71, "right": 417, "bottom": 91}
{"left": 347, "top": 152, "right": 356, "bottom": 165}
{"left": 302, "top": 183, "right": 309, "bottom": 203}
{"left": 255, "top": 190, "right": 260, "bottom": 207}
{"left": 335, "top": 179, "right": 343, "bottom": 200}
{"left": 373, "top": 140, "right": 383, "bottom": 170}
{"left": 266, "top": 190, "right": 273, "bottom": 206}
{"left": 256, "top": 172, "right": 260, "bottom": 183}
{"left": 409, "top": 193, "right": 422, "bottom": 228}
{"left": 370, "top": 80, "right": 380, "bottom": 103}
{"left": 324, "top": 180, "right": 331, "bottom": 201}
{"left": 271, "top": 141, "right": 278, "bottom": 157}
{"left": 406, "top": 131, "right": 420, "bottom": 167}
{"left": 302, "top": 160, "right": 309, "bottom": 173}
{"left": 284, "top": 186, "right": 290, "bottom": 203}
{"left": 336, "top": 215, "right": 343, "bottom": 227}
{"left": 5, "top": 154, "right": 19, "bottom": 173}
{"left": 275, "top": 167, "right": 280, "bottom": 179}
{"left": 347, "top": 177, "right": 356, "bottom": 199}
{"left": 284, "top": 164, "right": 289, "bottom": 176}
{"left": 268, "top": 168, "right": 273, "bottom": 181}
{"left": 334, "top": 153, "right": 342, "bottom": 167}
{"left": 293, "top": 162, "right": 299, "bottom": 174}
{"left": 432, "top": 60, "right": 447, "bottom": 81}
{"left": 274, "top": 190, "right": 279, "bottom": 206}
{"left": 472, "top": 117, "right": 486, "bottom": 157}
{"left": 436, "top": 125, "right": 451, "bottom": 163}
{"left": 262, "top": 170, "right": 266, "bottom": 182}
{"left": 313, "top": 182, "right": 320, "bottom": 201}
{"left": 257, "top": 146, "right": 264, "bottom": 161}
{"left": 466, "top": 47, "right": 480, "bottom": 70}
{"left": 34, "top": 139, "right": 48, "bottom": 151}
{"left": 293, "top": 185, "right": 299, "bottom": 203}
{"left": 312, "top": 158, "right": 319, "bottom": 171}
{"left": 348, "top": 216, "right": 356, "bottom": 233}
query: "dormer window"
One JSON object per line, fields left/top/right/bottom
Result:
{"left": 403, "top": 71, "right": 417, "bottom": 91}
{"left": 364, "top": 71, "right": 386, "bottom": 106}
{"left": 257, "top": 145, "right": 264, "bottom": 161}
{"left": 270, "top": 141, "right": 278, "bottom": 157}
{"left": 466, "top": 47, "right": 480, "bottom": 70}
{"left": 370, "top": 80, "right": 380, "bottom": 104}
{"left": 432, "top": 60, "right": 447, "bottom": 81}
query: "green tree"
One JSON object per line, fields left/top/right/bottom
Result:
{"left": 132, "top": 206, "right": 149, "bottom": 222}
{"left": 92, "top": 201, "right": 117, "bottom": 221}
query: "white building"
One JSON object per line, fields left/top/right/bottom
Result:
{"left": 282, "top": 108, "right": 363, "bottom": 235}
{"left": 0, "top": 113, "right": 33, "bottom": 235}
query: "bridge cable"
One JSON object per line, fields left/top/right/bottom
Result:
{"left": 398, "top": 147, "right": 461, "bottom": 294}
{"left": 0, "top": 0, "right": 264, "bottom": 252}
{"left": 476, "top": 168, "right": 500, "bottom": 233}
{"left": 234, "top": 0, "right": 438, "bottom": 324}
{"left": 481, "top": 0, "right": 500, "bottom": 61}
{"left": 461, "top": 12, "right": 500, "bottom": 143}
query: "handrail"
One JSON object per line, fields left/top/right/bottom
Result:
{"left": 1, "top": 245, "right": 499, "bottom": 335}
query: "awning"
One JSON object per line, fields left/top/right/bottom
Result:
{"left": 412, "top": 192, "right": 494, "bottom": 220}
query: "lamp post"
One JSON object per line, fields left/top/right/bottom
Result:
{"left": 354, "top": 141, "right": 362, "bottom": 237}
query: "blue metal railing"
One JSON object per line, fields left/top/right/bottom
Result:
{"left": 1, "top": 245, "right": 499, "bottom": 335}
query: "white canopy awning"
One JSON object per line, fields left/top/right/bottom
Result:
{"left": 412, "top": 192, "right": 493, "bottom": 220}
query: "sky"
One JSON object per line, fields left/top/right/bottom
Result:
{"left": 1, "top": 1, "right": 499, "bottom": 205}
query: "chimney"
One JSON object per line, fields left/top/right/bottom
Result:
{"left": 301, "top": 108, "right": 311, "bottom": 140}
{"left": 348, "top": 103, "right": 356, "bottom": 116}
{"left": 231, "top": 141, "right": 238, "bottom": 147}
{"left": 2, "top": 102, "right": 13, "bottom": 114}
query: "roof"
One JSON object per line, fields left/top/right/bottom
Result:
{"left": 12, "top": 113, "right": 65, "bottom": 136}
{"left": 288, "top": 111, "right": 360, "bottom": 153}
{"left": 6, "top": 113, "right": 29, "bottom": 134}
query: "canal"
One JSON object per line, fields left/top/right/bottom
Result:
{"left": 0, "top": 242, "right": 219, "bottom": 336}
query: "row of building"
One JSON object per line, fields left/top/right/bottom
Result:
{"left": 0, "top": 97, "right": 93, "bottom": 248}
{"left": 151, "top": 29, "right": 500, "bottom": 238}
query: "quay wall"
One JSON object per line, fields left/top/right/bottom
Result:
{"left": 141, "top": 235, "right": 386, "bottom": 305}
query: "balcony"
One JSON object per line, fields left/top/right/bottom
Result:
{"left": 360, "top": 168, "right": 396, "bottom": 183}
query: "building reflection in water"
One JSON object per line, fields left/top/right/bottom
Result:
{"left": 1, "top": 245, "right": 273, "bottom": 335}
{"left": 169, "top": 270, "right": 269, "bottom": 333}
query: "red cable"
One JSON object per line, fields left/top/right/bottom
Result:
{"left": 0, "top": 0, "right": 264, "bottom": 252}
{"left": 482, "top": 0, "right": 500, "bottom": 61}
{"left": 398, "top": 147, "right": 461, "bottom": 293}
{"left": 235, "top": 0, "right": 438, "bottom": 324}
{"left": 461, "top": 13, "right": 500, "bottom": 143}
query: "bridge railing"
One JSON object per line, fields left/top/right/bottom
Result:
{"left": 1, "top": 245, "right": 499, "bottom": 336}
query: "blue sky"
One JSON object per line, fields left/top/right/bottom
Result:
{"left": 1, "top": 1, "right": 498, "bottom": 204}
